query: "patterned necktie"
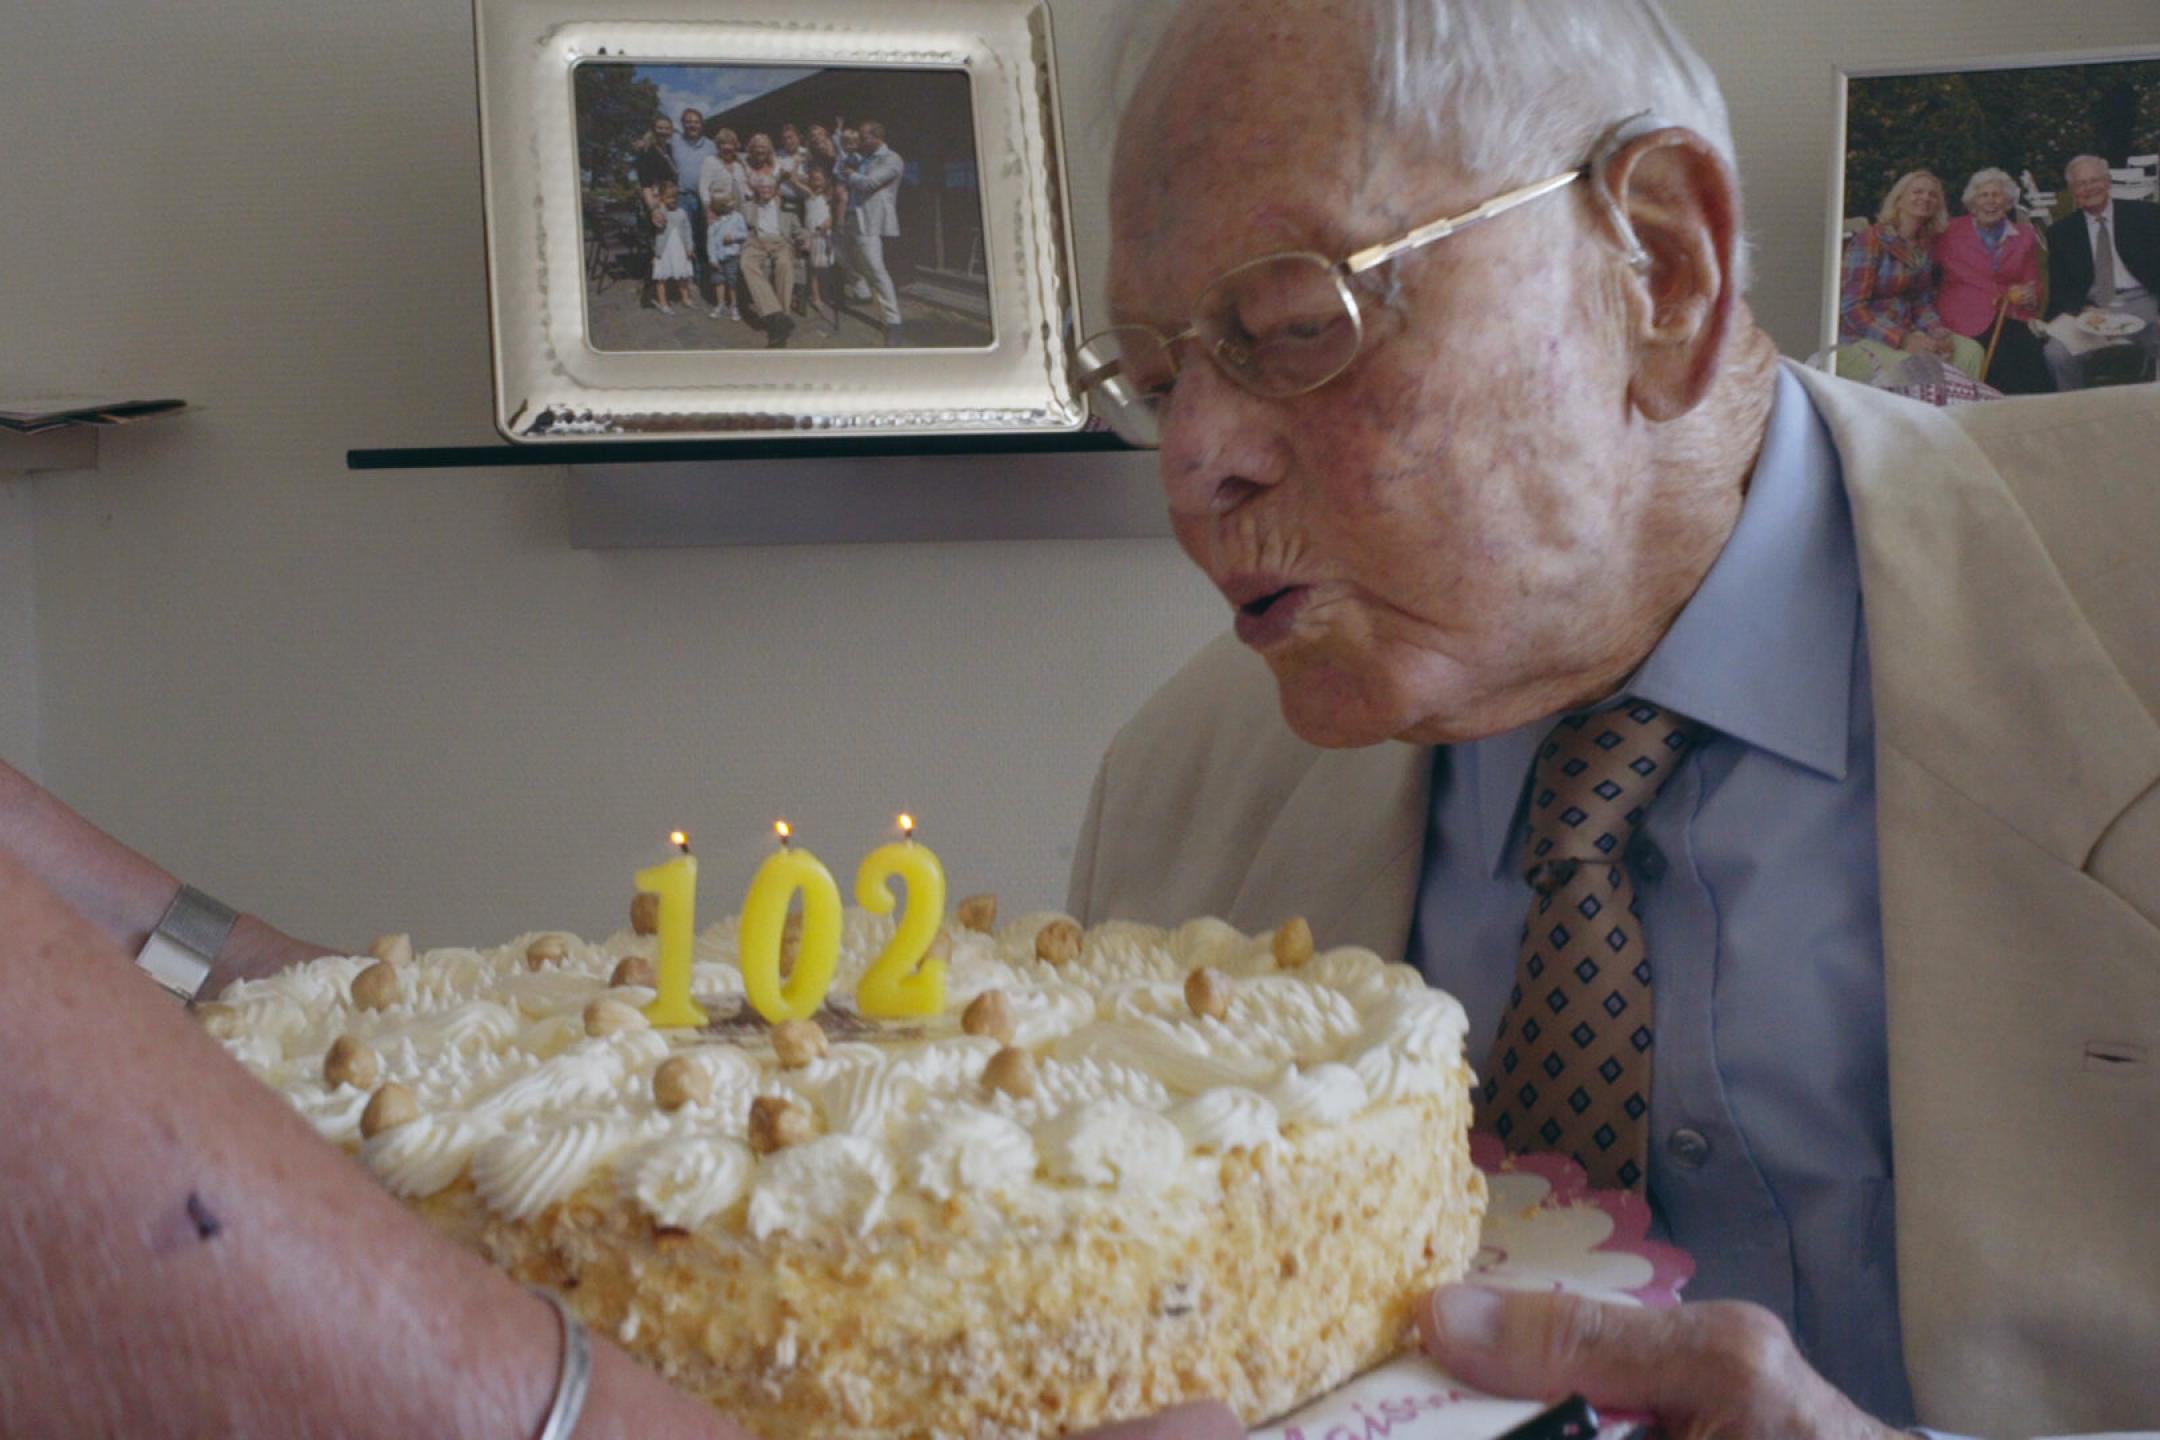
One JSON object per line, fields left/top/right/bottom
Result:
{"left": 2095, "top": 215, "right": 2117, "bottom": 307}
{"left": 1476, "top": 701, "right": 1703, "bottom": 1190}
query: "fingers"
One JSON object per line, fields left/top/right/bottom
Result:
{"left": 1417, "top": 1285, "right": 1795, "bottom": 1419}
{"left": 1072, "top": 1401, "right": 1245, "bottom": 1439}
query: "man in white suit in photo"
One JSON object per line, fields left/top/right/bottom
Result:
{"left": 840, "top": 120, "right": 907, "bottom": 347}
{"left": 1071, "top": 1, "right": 2160, "bottom": 1436}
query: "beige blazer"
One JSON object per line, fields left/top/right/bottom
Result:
{"left": 1068, "top": 368, "right": 2160, "bottom": 1437}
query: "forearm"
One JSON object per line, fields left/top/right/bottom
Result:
{"left": 0, "top": 756, "right": 178, "bottom": 952}
{"left": 0, "top": 758, "right": 328, "bottom": 985}
{"left": 0, "top": 853, "right": 743, "bottom": 1440}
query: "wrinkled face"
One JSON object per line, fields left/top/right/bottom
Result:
{"left": 1107, "top": 0, "right": 1693, "bottom": 747}
{"left": 1968, "top": 181, "right": 2013, "bottom": 223}
{"left": 2069, "top": 162, "right": 2112, "bottom": 214}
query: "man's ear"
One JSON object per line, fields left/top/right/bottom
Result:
{"left": 1592, "top": 126, "right": 1741, "bottom": 422}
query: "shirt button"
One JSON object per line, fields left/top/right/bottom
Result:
{"left": 1631, "top": 839, "right": 1667, "bottom": 882}
{"left": 1667, "top": 1128, "right": 1713, "bottom": 1168}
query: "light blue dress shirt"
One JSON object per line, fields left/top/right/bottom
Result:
{"left": 1408, "top": 366, "right": 1919, "bottom": 1424}
{"left": 668, "top": 133, "right": 717, "bottom": 206}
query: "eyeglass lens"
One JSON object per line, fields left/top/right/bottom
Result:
{"left": 1078, "top": 252, "right": 1362, "bottom": 448}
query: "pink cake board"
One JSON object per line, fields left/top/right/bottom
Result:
{"left": 1252, "top": 1134, "right": 1694, "bottom": 1440}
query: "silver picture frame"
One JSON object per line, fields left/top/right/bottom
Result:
{"left": 474, "top": 0, "right": 1083, "bottom": 442}
{"left": 1821, "top": 45, "right": 2160, "bottom": 375}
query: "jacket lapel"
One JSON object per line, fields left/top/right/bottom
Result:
{"left": 1792, "top": 364, "right": 2160, "bottom": 867}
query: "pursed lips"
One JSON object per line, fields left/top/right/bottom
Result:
{"left": 1221, "top": 572, "right": 1313, "bottom": 648}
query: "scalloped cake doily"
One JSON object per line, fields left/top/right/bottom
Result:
{"left": 1252, "top": 1134, "right": 1694, "bottom": 1440}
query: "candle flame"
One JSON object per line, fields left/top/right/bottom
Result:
{"left": 775, "top": 819, "right": 792, "bottom": 845}
{"left": 898, "top": 812, "right": 916, "bottom": 838}
{"left": 670, "top": 829, "right": 690, "bottom": 854}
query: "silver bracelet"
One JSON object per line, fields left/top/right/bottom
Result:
{"left": 136, "top": 884, "right": 239, "bottom": 1004}
{"left": 529, "top": 1287, "right": 593, "bottom": 1440}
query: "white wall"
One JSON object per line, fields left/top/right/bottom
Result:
{"left": 0, "top": 0, "right": 1220, "bottom": 948}
{"left": 2, "top": 0, "right": 2153, "bottom": 948}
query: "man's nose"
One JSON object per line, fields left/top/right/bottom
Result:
{"left": 1155, "top": 359, "right": 1286, "bottom": 522}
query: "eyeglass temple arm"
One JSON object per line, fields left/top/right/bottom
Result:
{"left": 1342, "top": 167, "right": 1585, "bottom": 277}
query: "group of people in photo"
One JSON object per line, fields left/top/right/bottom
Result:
{"left": 630, "top": 107, "right": 907, "bottom": 348}
{"left": 1838, "top": 153, "right": 2160, "bottom": 394}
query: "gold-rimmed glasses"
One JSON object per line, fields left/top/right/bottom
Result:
{"left": 1076, "top": 166, "right": 1586, "bottom": 448}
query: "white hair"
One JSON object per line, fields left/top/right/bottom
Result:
{"left": 2066, "top": 153, "right": 2110, "bottom": 182}
{"left": 1364, "top": 0, "right": 1743, "bottom": 285}
{"left": 1368, "top": 1, "right": 1736, "bottom": 182}
{"left": 1961, "top": 167, "right": 2016, "bottom": 209}
{"left": 1106, "top": 1, "right": 1747, "bottom": 283}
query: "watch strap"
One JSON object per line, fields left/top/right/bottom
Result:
{"left": 136, "top": 884, "right": 239, "bottom": 1004}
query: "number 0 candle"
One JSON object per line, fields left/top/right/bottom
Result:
{"left": 638, "top": 831, "right": 708, "bottom": 1029}
{"left": 740, "top": 821, "right": 843, "bottom": 1024}
{"left": 856, "top": 813, "right": 949, "bottom": 1019}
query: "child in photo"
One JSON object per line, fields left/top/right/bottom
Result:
{"left": 650, "top": 179, "right": 694, "bottom": 313}
{"left": 802, "top": 167, "right": 838, "bottom": 331}
{"left": 706, "top": 189, "right": 749, "bottom": 321}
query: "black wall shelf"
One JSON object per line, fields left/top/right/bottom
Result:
{"left": 347, "top": 430, "right": 1134, "bottom": 471}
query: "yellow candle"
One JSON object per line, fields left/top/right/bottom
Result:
{"left": 740, "top": 821, "right": 843, "bottom": 1024}
{"left": 638, "top": 831, "right": 708, "bottom": 1029}
{"left": 855, "top": 814, "right": 949, "bottom": 1019}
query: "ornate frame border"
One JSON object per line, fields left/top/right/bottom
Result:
{"left": 474, "top": 0, "right": 1082, "bottom": 442}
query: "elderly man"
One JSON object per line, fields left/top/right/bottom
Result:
{"left": 2042, "top": 154, "right": 2160, "bottom": 389}
{"left": 1072, "top": 2, "right": 2158, "bottom": 1437}
{"left": 736, "top": 165, "right": 803, "bottom": 348}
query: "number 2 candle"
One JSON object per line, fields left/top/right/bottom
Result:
{"left": 856, "top": 813, "right": 949, "bottom": 1019}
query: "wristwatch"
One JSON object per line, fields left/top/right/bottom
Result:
{"left": 135, "top": 884, "right": 239, "bottom": 1005}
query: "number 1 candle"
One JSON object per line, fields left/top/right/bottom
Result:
{"left": 740, "top": 821, "right": 843, "bottom": 1024}
{"left": 856, "top": 813, "right": 949, "bottom": 1019}
{"left": 638, "top": 831, "right": 708, "bottom": 1028}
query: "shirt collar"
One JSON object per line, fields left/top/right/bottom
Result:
{"left": 1460, "top": 363, "right": 1858, "bottom": 878}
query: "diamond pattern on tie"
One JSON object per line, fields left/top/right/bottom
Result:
{"left": 1475, "top": 699, "right": 1702, "bottom": 1190}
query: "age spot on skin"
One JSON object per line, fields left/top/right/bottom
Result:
{"left": 185, "top": 1191, "right": 221, "bottom": 1241}
{"left": 146, "top": 1189, "right": 227, "bottom": 1256}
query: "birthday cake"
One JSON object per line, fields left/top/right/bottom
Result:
{"left": 201, "top": 900, "right": 1485, "bottom": 1438}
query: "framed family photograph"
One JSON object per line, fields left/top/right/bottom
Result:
{"left": 1824, "top": 47, "right": 2160, "bottom": 397}
{"left": 474, "top": 0, "right": 1083, "bottom": 441}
